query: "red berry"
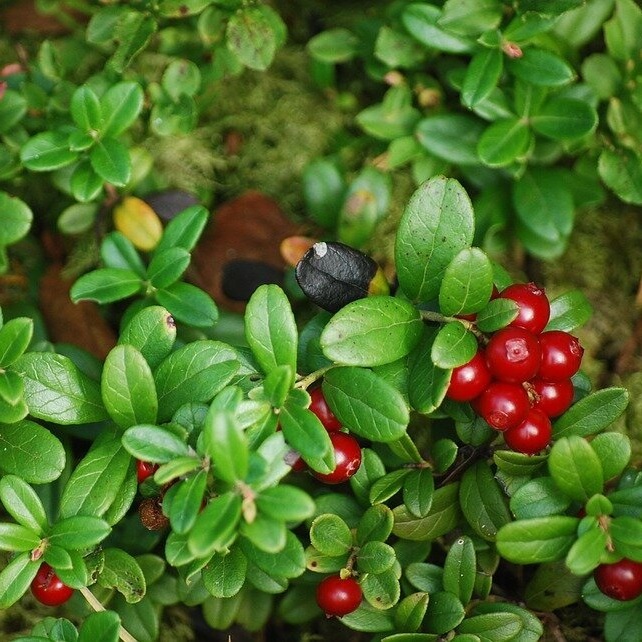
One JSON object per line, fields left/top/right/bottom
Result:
{"left": 309, "top": 387, "right": 342, "bottom": 432}
{"left": 498, "top": 282, "right": 550, "bottom": 335}
{"left": 538, "top": 331, "right": 584, "bottom": 381}
{"left": 30, "top": 563, "right": 74, "bottom": 606}
{"left": 503, "top": 407, "right": 552, "bottom": 455}
{"left": 476, "top": 381, "right": 530, "bottom": 431}
{"left": 595, "top": 558, "right": 642, "bottom": 601}
{"left": 312, "top": 432, "right": 362, "bottom": 484}
{"left": 446, "top": 350, "right": 492, "bottom": 402}
{"left": 137, "top": 460, "right": 159, "bottom": 484}
{"left": 316, "top": 575, "right": 362, "bottom": 617}
{"left": 486, "top": 327, "right": 541, "bottom": 384}
{"left": 530, "top": 378, "right": 574, "bottom": 418}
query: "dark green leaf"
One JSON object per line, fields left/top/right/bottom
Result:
{"left": 443, "top": 535, "right": 476, "bottom": 605}
{"left": 109, "top": 13, "right": 157, "bottom": 73}
{"left": 100, "top": 231, "right": 146, "bottom": 277}
{"left": 189, "top": 492, "right": 242, "bottom": 557}
{"left": 71, "top": 86, "right": 103, "bottom": 133}
{"left": 90, "top": 139, "right": 131, "bottom": 186}
{"left": 239, "top": 530, "right": 305, "bottom": 579}
{"left": 204, "top": 405, "right": 248, "bottom": 484}
{"left": 393, "top": 593, "right": 430, "bottom": 634}
{"left": 77, "top": 611, "right": 121, "bottom": 642}
{"left": 203, "top": 547, "right": 247, "bottom": 598}
{"left": 357, "top": 541, "right": 396, "bottom": 575}
{"left": 0, "top": 552, "right": 38, "bottom": 608}
{"left": 341, "top": 602, "right": 395, "bottom": 632}
{"left": 462, "top": 48, "right": 503, "bottom": 108}
{"left": 70, "top": 268, "right": 143, "bottom": 304}
{"left": 154, "top": 205, "right": 209, "bottom": 254}
{"left": 456, "top": 612, "right": 522, "bottom": 641}
{"left": 362, "top": 567, "right": 400, "bottom": 610}
{"left": 477, "top": 118, "right": 531, "bottom": 168}
{"left": 475, "top": 298, "right": 519, "bottom": 333}
{"left": 408, "top": 327, "right": 450, "bottom": 414}
{"left": 548, "top": 436, "right": 604, "bottom": 502}
{"left": 610, "top": 516, "right": 642, "bottom": 562}
{"left": 598, "top": 148, "right": 642, "bottom": 205}
{"left": 402, "top": 4, "right": 472, "bottom": 53}
{"left": 357, "top": 504, "right": 395, "bottom": 545}
{"left": 531, "top": 98, "right": 597, "bottom": 141}
{"left": 509, "top": 477, "right": 572, "bottom": 520}
{"left": 49, "top": 515, "right": 111, "bottom": 549}
{"left": 310, "top": 514, "right": 352, "bottom": 557}
{"left": 302, "top": 158, "right": 345, "bottom": 228}
{"left": 148, "top": 248, "right": 190, "bottom": 288}
{"left": 415, "top": 115, "right": 484, "bottom": 166}
{"left": 20, "top": 131, "right": 78, "bottom": 172}
{"left": 403, "top": 469, "right": 435, "bottom": 518}
{"left": 507, "top": 48, "right": 575, "bottom": 86}
{"left": 97, "top": 548, "right": 146, "bottom": 604}
{"left": 424, "top": 591, "right": 465, "bottom": 634}
{"left": 166, "top": 470, "right": 207, "bottom": 535}
{"left": 118, "top": 305, "right": 177, "bottom": 369}
{"left": 155, "top": 282, "right": 219, "bottom": 328}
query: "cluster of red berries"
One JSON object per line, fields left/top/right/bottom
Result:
{"left": 447, "top": 283, "right": 584, "bottom": 455}
{"left": 289, "top": 387, "right": 363, "bottom": 485}
{"left": 594, "top": 558, "right": 642, "bottom": 601}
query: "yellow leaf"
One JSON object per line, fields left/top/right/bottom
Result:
{"left": 113, "top": 196, "right": 163, "bottom": 251}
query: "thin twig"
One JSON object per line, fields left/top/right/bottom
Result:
{"left": 79, "top": 586, "right": 138, "bottom": 642}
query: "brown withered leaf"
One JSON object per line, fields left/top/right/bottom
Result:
{"left": 39, "top": 264, "right": 117, "bottom": 360}
{"left": 190, "top": 191, "right": 300, "bottom": 313}
{"left": 0, "top": 0, "right": 82, "bottom": 35}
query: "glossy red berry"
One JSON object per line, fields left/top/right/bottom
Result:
{"left": 503, "top": 407, "right": 552, "bottom": 455}
{"left": 312, "top": 432, "right": 362, "bottom": 484}
{"left": 530, "top": 378, "right": 574, "bottom": 418}
{"left": 30, "top": 563, "right": 74, "bottom": 606}
{"left": 498, "top": 282, "right": 550, "bottom": 335}
{"left": 137, "top": 460, "right": 159, "bottom": 484}
{"left": 309, "top": 387, "right": 342, "bottom": 432}
{"left": 486, "top": 327, "right": 541, "bottom": 384}
{"left": 538, "top": 331, "right": 584, "bottom": 381}
{"left": 316, "top": 575, "right": 362, "bottom": 617}
{"left": 594, "top": 558, "right": 642, "bottom": 601}
{"left": 446, "top": 350, "right": 492, "bottom": 402}
{"left": 476, "top": 381, "right": 530, "bottom": 431}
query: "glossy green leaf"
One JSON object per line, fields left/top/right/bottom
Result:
{"left": 476, "top": 298, "right": 519, "bottom": 333}
{"left": 459, "top": 461, "right": 511, "bottom": 541}
{"left": 431, "top": 322, "right": 477, "bottom": 369}
{"left": 524, "top": 560, "right": 585, "bottom": 611}
{"left": 97, "top": 548, "right": 146, "bottom": 604}
{"left": 553, "top": 387, "right": 629, "bottom": 438}
{"left": 393, "top": 483, "right": 461, "bottom": 541}
{"left": 341, "top": 602, "right": 395, "bottom": 632}
{"left": 202, "top": 547, "right": 247, "bottom": 598}
{"left": 147, "top": 248, "right": 190, "bottom": 289}
{"left": 321, "top": 296, "right": 422, "bottom": 367}
{"left": 402, "top": 4, "right": 472, "bottom": 53}
{"left": 403, "top": 469, "right": 435, "bottom": 519}
{"left": 496, "top": 516, "right": 579, "bottom": 563}
{"left": 590, "top": 432, "right": 631, "bottom": 482}
{"left": 302, "top": 158, "right": 345, "bottom": 228}
{"left": 362, "top": 567, "right": 400, "bottom": 610}
{"left": 256, "top": 485, "right": 315, "bottom": 523}
{"left": 154, "top": 340, "right": 239, "bottom": 421}
{"left": 0, "top": 90, "right": 26, "bottom": 134}
{"left": 609, "top": 516, "right": 642, "bottom": 562}
{"left": 280, "top": 400, "right": 333, "bottom": 466}
{"left": 49, "top": 515, "right": 111, "bottom": 549}
{"left": 456, "top": 612, "right": 522, "bottom": 641}
{"left": 20, "top": 131, "right": 78, "bottom": 171}
{"left": 549, "top": 436, "right": 604, "bottom": 502}
{"left": 90, "top": 139, "right": 131, "bottom": 186}
{"left": 439, "top": 248, "right": 493, "bottom": 316}
{"left": 203, "top": 405, "right": 248, "bottom": 484}
{"left": 408, "top": 326, "right": 450, "bottom": 415}
{"left": 565, "top": 526, "right": 607, "bottom": 576}
{"left": 598, "top": 148, "right": 642, "bottom": 205}
{"left": 166, "top": 470, "right": 207, "bottom": 535}
{"left": 189, "top": 492, "right": 242, "bottom": 557}
{"left": 323, "top": 366, "right": 409, "bottom": 442}
{"left": 0, "top": 552, "right": 38, "bottom": 608}
{"left": 604, "top": 0, "right": 642, "bottom": 61}
{"left": 462, "top": 48, "right": 503, "bottom": 108}
{"left": 478, "top": 118, "right": 531, "bottom": 168}
{"left": 102, "top": 345, "right": 157, "bottom": 428}
{"left": 507, "top": 48, "right": 575, "bottom": 86}
{"left": 416, "top": 115, "right": 484, "bottom": 166}
{"left": 154, "top": 205, "right": 209, "bottom": 254}
{"left": 119, "top": 305, "right": 177, "bottom": 369}
{"left": 0, "top": 318, "right": 33, "bottom": 367}
{"left": 0, "top": 523, "right": 41, "bottom": 552}
{"left": 545, "top": 290, "right": 592, "bottom": 332}
{"left": 70, "top": 268, "right": 143, "bottom": 304}
{"left": 239, "top": 530, "right": 305, "bottom": 579}
{"left": 241, "top": 514, "right": 287, "bottom": 554}
{"left": 0, "top": 193, "right": 32, "bottom": 247}
{"left": 358, "top": 540, "right": 396, "bottom": 575}
{"left": 443, "top": 535, "right": 476, "bottom": 605}
{"left": 309, "top": 513, "right": 352, "bottom": 557}
{"left": 395, "top": 177, "right": 475, "bottom": 303}
{"left": 510, "top": 477, "right": 572, "bottom": 520}
{"left": 109, "top": 12, "right": 157, "bottom": 74}
{"left": 14, "top": 352, "right": 107, "bottom": 424}
{"left": 357, "top": 504, "right": 395, "bottom": 545}
{"left": 0, "top": 475, "right": 47, "bottom": 534}
{"left": 71, "top": 86, "right": 103, "bottom": 132}
{"left": 424, "top": 590, "right": 465, "bottom": 634}
{"left": 307, "top": 28, "right": 359, "bottom": 63}
{"left": 77, "top": 611, "right": 121, "bottom": 642}
{"left": 122, "top": 424, "right": 189, "bottom": 463}
{"left": 155, "top": 282, "right": 219, "bottom": 328}
{"left": 531, "top": 98, "right": 597, "bottom": 140}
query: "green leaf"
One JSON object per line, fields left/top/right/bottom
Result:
{"left": 604, "top": 0, "right": 642, "bottom": 61}
{"left": 97, "top": 548, "right": 146, "bottom": 604}
{"left": 524, "top": 560, "right": 585, "bottom": 611}
{"left": 598, "top": 148, "right": 642, "bottom": 205}
{"left": 356, "top": 87, "right": 421, "bottom": 142}
{"left": 565, "top": 526, "right": 607, "bottom": 575}
{"left": 119, "top": 305, "right": 176, "bottom": 369}
{"left": 591, "top": 432, "right": 631, "bottom": 482}
{"left": 358, "top": 541, "right": 397, "bottom": 575}
{"left": 357, "top": 505, "right": 395, "bottom": 545}
{"left": 240, "top": 514, "right": 286, "bottom": 554}
{"left": 323, "top": 367, "right": 409, "bottom": 443}
{"left": 545, "top": 290, "right": 592, "bottom": 332}
{"left": 507, "top": 48, "right": 575, "bottom": 86}
{"left": 531, "top": 98, "right": 597, "bottom": 141}
{"left": 477, "top": 118, "right": 531, "bottom": 168}
{"left": 462, "top": 48, "right": 503, "bottom": 108}
{"left": 155, "top": 282, "right": 219, "bottom": 328}
{"left": 279, "top": 399, "right": 333, "bottom": 465}
{"left": 424, "top": 591, "right": 465, "bottom": 634}
{"left": 165, "top": 470, "right": 207, "bottom": 535}
{"left": 71, "top": 86, "right": 103, "bottom": 133}
{"left": 439, "top": 0, "right": 503, "bottom": 35}
{"left": 609, "top": 516, "right": 642, "bottom": 562}
{"left": 476, "top": 298, "right": 519, "bottom": 333}
{"left": 553, "top": 387, "right": 629, "bottom": 438}
{"left": 109, "top": 12, "right": 157, "bottom": 73}
{"left": 310, "top": 514, "right": 352, "bottom": 557}
{"left": 307, "top": 28, "right": 358, "bottom": 63}
{"left": 204, "top": 406, "right": 248, "bottom": 484}
{"left": 402, "top": 4, "right": 472, "bottom": 53}
{"left": 122, "top": 424, "right": 189, "bottom": 463}
{"left": 239, "top": 530, "right": 305, "bottom": 579}
{"left": 70, "top": 268, "right": 143, "bottom": 304}
{"left": 395, "top": 177, "right": 475, "bottom": 303}
{"left": 162, "top": 59, "right": 201, "bottom": 100}
{"left": 147, "top": 247, "right": 190, "bottom": 289}
{"left": 257, "top": 485, "right": 315, "bottom": 523}
{"left": 154, "top": 340, "right": 239, "bottom": 421}
{"left": 226, "top": 5, "right": 283, "bottom": 71}
{"left": 14, "top": 352, "right": 107, "bottom": 424}
{"left": 0, "top": 552, "right": 38, "bottom": 608}
{"left": 0, "top": 90, "right": 26, "bottom": 135}
{"left": 0, "top": 475, "right": 47, "bottom": 534}
{"left": 77, "top": 611, "right": 121, "bottom": 642}
{"left": 302, "top": 158, "right": 345, "bottom": 228}
{"left": 0, "top": 523, "right": 41, "bottom": 552}
{"left": 0, "top": 371, "right": 23, "bottom": 406}
{"left": 321, "top": 296, "right": 422, "bottom": 367}
{"left": 408, "top": 327, "right": 450, "bottom": 415}
{"left": 548, "top": 436, "right": 604, "bottom": 502}
{"left": 90, "top": 138, "right": 131, "bottom": 187}
{"left": 0, "top": 193, "right": 32, "bottom": 247}
{"left": 101, "top": 232, "right": 146, "bottom": 276}
{"left": 70, "top": 160, "right": 104, "bottom": 202}
{"left": 99, "top": 81, "right": 144, "bottom": 138}
{"left": 509, "top": 477, "right": 572, "bottom": 520}
{"left": 415, "top": 115, "right": 484, "bottom": 166}
{"left": 393, "top": 483, "right": 461, "bottom": 541}
{"left": 443, "top": 535, "right": 476, "bottom": 605}
{"left": 203, "top": 547, "right": 247, "bottom": 598}
{"left": 496, "top": 516, "right": 579, "bottom": 563}
{"left": 154, "top": 205, "right": 209, "bottom": 254}
{"left": 439, "top": 248, "right": 493, "bottom": 316}
{"left": 20, "top": 131, "right": 78, "bottom": 171}
{"left": 394, "top": 593, "right": 430, "bottom": 634}
{"left": 0, "top": 317, "right": 33, "bottom": 366}
{"left": 459, "top": 461, "right": 511, "bottom": 541}
{"left": 101, "top": 345, "right": 157, "bottom": 428}
{"left": 431, "top": 322, "right": 478, "bottom": 369}
{"left": 59, "top": 429, "right": 133, "bottom": 518}
{"left": 49, "top": 515, "right": 111, "bottom": 549}
{"left": 456, "top": 612, "right": 523, "bottom": 641}
{"left": 245, "top": 285, "right": 297, "bottom": 382}
{"left": 362, "top": 567, "right": 400, "bottom": 610}
{"left": 403, "top": 469, "right": 435, "bottom": 519}
{"left": 189, "top": 492, "right": 242, "bottom": 557}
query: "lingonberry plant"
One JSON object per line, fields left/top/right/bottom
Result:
{"left": 1, "top": 174, "right": 640, "bottom": 642}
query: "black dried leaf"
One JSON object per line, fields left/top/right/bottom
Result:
{"left": 295, "top": 241, "right": 387, "bottom": 312}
